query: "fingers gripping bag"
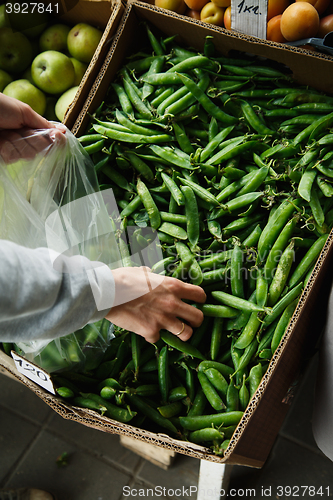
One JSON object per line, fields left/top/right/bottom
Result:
{"left": 0, "top": 124, "right": 128, "bottom": 373}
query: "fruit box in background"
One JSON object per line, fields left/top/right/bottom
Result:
{"left": 41, "top": 0, "right": 125, "bottom": 129}
{"left": 2, "top": 1, "right": 333, "bottom": 468}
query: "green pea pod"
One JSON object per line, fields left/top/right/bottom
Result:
{"left": 136, "top": 178, "right": 161, "bottom": 230}
{"left": 160, "top": 330, "right": 206, "bottom": 360}
{"left": 81, "top": 393, "right": 136, "bottom": 423}
{"left": 210, "top": 192, "right": 263, "bottom": 220}
{"left": 233, "top": 311, "right": 261, "bottom": 350}
{"left": 268, "top": 240, "right": 296, "bottom": 307}
{"left": 248, "top": 363, "right": 263, "bottom": 399}
{"left": 204, "top": 368, "right": 228, "bottom": 397}
{"left": 176, "top": 72, "right": 237, "bottom": 125}
{"left": 198, "top": 360, "right": 234, "bottom": 378}
{"left": 210, "top": 317, "right": 224, "bottom": 361}
{"left": 181, "top": 185, "right": 200, "bottom": 249}
{"left": 240, "top": 101, "right": 275, "bottom": 135}
{"left": 298, "top": 165, "right": 317, "bottom": 202}
{"left": 126, "top": 393, "right": 178, "bottom": 434}
{"left": 261, "top": 282, "right": 303, "bottom": 328}
{"left": 189, "top": 428, "right": 225, "bottom": 444}
{"left": 189, "top": 258, "right": 204, "bottom": 286}
{"left": 230, "top": 244, "right": 245, "bottom": 299}
{"left": 257, "top": 198, "right": 299, "bottom": 263}
{"left": 178, "top": 177, "right": 220, "bottom": 206}
{"left": 179, "top": 411, "right": 244, "bottom": 431}
{"left": 271, "top": 299, "right": 299, "bottom": 353}
{"left": 158, "top": 401, "right": 183, "bottom": 418}
{"left": 264, "top": 217, "right": 298, "bottom": 282}
{"left": 158, "top": 346, "right": 169, "bottom": 404}
{"left": 232, "top": 338, "right": 258, "bottom": 376}
{"left": 161, "top": 172, "right": 185, "bottom": 206}
{"left": 211, "top": 290, "right": 268, "bottom": 314}
{"left": 309, "top": 186, "right": 325, "bottom": 228}
{"left": 226, "top": 379, "right": 239, "bottom": 412}
{"left": 239, "top": 374, "right": 250, "bottom": 411}
{"left": 187, "top": 387, "right": 207, "bottom": 417}
{"left": 199, "top": 303, "right": 238, "bottom": 318}
{"left": 288, "top": 234, "right": 328, "bottom": 288}
{"left": 198, "top": 371, "right": 226, "bottom": 411}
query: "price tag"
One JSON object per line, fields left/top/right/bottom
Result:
{"left": 231, "top": 0, "right": 268, "bottom": 40}
{"left": 11, "top": 351, "right": 56, "bottom": 395}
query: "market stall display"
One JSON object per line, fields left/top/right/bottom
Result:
{"left": 3, "top": 20, "right": 333, "bottom": 458}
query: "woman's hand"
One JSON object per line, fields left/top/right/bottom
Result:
{"left": 106, "top": 266, "right": 207, "bottom": 344}
{"left": 0, "top": 93, "right": 66, "bottom": 163}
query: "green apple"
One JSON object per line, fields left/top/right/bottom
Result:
{"left": 0, "top": 27, "right": 33, "bottom": 74}
{"left": 0, "top": 69, "right": 12, "bottom": 92}
{"left": 39, "top": 24, "right": 71, "bottom": 52}
{"left": 0, "top": 4, "right": 9, "bottom": 28}
{"left": 67, "top": 23, "right": 102, "bottom": 63}
{"left": 3, "top": 79, "right": 46, "bottom": 116}
{"left": 5, "top": 0, "right": 49, "bottom": 38}
{"left": 31, "top": 50, "right": 75, "bottom": 94}
{"left": 70, "top": 57, "right": 88, "bottom": 86}
{"left": 55, "top": 86, "right": 79, "bottom": 122}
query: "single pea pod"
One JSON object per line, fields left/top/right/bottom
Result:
{"left": 257, "top": 198, "right": 299, "bottom": 263}
{"left": 239, "top": 374, "right": 250, "bottom": 411}
{"left": 158, "top": 345, "right": 169, "bottom": 404}
{"left": 180, "top": 185, "right": 200, "bottom": 250}
{"left": 270, "top": 298, "right": 299, "bottom": 353}
{"left": 189, "top": 428, "right": 225, "bottom": 444}
{"left": 137, "top": 178, "right": 161, "bottom": 230}
{"left": 211, "top": 290, "right": 269, "bottom": 314}
{"left": 248, "top": 363, "right": 263, "bottom": 399}
{"left": 198, "top": 371, "right": 226, "bottom": 411}
{"left": 126, "top": 393, "right": 178, "bottom": 434}
{"left": 268, "top": 240, "right": 295, "bottom": 307}
{"left": 179, "top": 411, "right": 244, "bottom": 431}
{"left": 160, "top": 330, "right": 206, "bottom": 360}
{"left": 210, "top": 317, "right": 224, "bottom": 361}
{"left": 288, "top": 234, "right": 328, "bottom": 289}
{"left": 204, "top": 368, "right": 229, "bottom": 397}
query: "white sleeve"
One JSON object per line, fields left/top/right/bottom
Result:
{"left": 0, "top": 239, "right": 115, "bottom": 342}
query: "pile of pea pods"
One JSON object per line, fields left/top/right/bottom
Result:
{"left": 8, "top": 24, "right": 333, "bottom": 456}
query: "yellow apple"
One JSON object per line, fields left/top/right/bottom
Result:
{"left": 200, "top": 1, "right": 225, "bottom": 25}
{"left": 155, "top": 0, "right": 187, "bottom": 14}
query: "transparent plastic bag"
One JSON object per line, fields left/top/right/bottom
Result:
{"left": 0, "top": 125, "right": 119, "bottom": 372}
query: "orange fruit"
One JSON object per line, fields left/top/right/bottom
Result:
{"left": 267, "top": 0, "right": 291, "bottom": 21}
{"left": 295, "top": 0, "right": 330, "bottom": 14}
{"left": 317, "top": 13, "right": 333, "bottom": 36}
{"left": 224, "top": 5, "right": 231, "bottom": 29}
{"left": 267, "top": 14, "right": 288, "bottom": 42}
{"left": 280, "top": 2, "right": 320, "bottom": 41}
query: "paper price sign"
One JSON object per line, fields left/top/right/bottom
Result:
{"left": 231, "top": 0, "right": 268, "bottom": 40}
{"left": 11, "top": 351, "right": 56, "bottom": 395}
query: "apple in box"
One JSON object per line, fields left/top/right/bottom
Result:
{"left": 3, "top": 79, "right": 46, "bottom": 116}
{"left": 67, "top": 23, "right": 103, "bottom": 63}
{"left": 39, "top": 23, "right": 71, "bottom": 52}
{"left": 31, "top": 50, "right": 75, "bottom": 94}
{"left": 0, "top": 27, "right": 33, "bottom": 74}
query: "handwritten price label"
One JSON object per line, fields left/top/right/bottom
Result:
{"left": 231, "top": 0, "right": 268, "bottom": 39}
{"left": 11, "top": 351, "right": 56, "bottom": 394}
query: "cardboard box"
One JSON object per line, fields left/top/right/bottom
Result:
{"left": 36, "top": 0, "right": 125, "bottom": 129}
{"left": 2, "top": 1, "right": 333, "bottom": 468}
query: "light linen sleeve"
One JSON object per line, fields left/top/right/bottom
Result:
{"left": 0, "top": 239, "right": 115, "bottom": 342}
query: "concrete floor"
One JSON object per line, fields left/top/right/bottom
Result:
{"left": 1, "top": 353, "right": 333, "bottom": 500}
